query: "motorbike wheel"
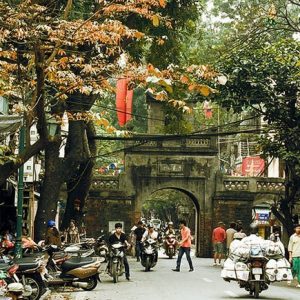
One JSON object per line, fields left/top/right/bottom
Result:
{"left": 23, "top": 275, "right": 44, "bottom": 300}
{"left": 254, "top": 282, "right": 260, "bottom": 299}
{"left": 145, "top": 256, "right": 151, "bottom": 272}
{"left": 82, "top": 275, "right": 98, "bottom": 291}
{"left": 112, "top": 263, "right": 119, "bottom": 283}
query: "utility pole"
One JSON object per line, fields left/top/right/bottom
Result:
{"left": 15, "top": 124, "right": 25, "bottom": 258}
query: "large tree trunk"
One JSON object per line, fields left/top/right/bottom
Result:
{"left": 34, "top": 139, "right": 64, "bottom": 241}
{"left": 61, "top": 121, "right": 96, "bottom": 230}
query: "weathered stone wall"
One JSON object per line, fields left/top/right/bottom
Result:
{"left": 213, "top": 197, "right": 253, "bottom": 235}
{"left": 85, "top": 197, "right": 134, "bottom": 238}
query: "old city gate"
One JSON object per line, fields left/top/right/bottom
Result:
{"left": 86, "top": 131, "right": 285, "bottom": 257}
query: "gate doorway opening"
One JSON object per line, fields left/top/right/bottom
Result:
{"left": 141, "top": 188, "right": 198, "bottom": 248}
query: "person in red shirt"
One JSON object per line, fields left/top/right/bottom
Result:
{"left": 212, "top": 222, "right": 226, "bottom": 266}
{"left": 172, "top": 220, "right": 194, "bottom": 272}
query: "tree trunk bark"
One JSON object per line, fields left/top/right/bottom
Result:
{"left": 34, "top": 139, "right": 64, "bottom": 241}
{"left": 61, "top": 121, "right": 96, "bottom": 230}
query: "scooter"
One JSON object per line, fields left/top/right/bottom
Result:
{"left": 45, "top": 255, "right": 100, "bottom": 291}
{"left": 141, "top": 238, "right": 157, "bottom": 272}
{"left": 0, "top": 261, "right": 19, "bottom": 297}
{"left": 94, "top": 235, "right": 108, "bottom": 262}
{"left": 14, "top": 256, "right": 47, "bottom": 300}
{"left": 164, "top": 234, "right": 177, "bottom": 259}
{"left": 107, "top": 242, "right": 125, "bottom": 283}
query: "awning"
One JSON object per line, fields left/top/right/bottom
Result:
{"left": 0, "top": 115, "right": 22, "bottom": 137}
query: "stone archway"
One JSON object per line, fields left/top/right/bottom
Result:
{"left": 132, "top": 176, "right": 209, "bottom": 257}
{"left": 140, "top": 187, "right": 200, "bottom": 253}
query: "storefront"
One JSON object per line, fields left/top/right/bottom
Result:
{"left": 252, "top": 205, "right": 281, "bottom": 239}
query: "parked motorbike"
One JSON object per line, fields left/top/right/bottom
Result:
{"left": 0, "top": 261, "right": 19, "bottom": 297}
{"left": 141, "top": 238, "right": 157, "bottom": 271}
{"left": 94, "top": 235, "right": 108, "bottom": 262}
{"left": 45, "top": 245, "right": 70, "bottom": 273}
{"left": 45, "top": 254, "right": 100, "bottom": 291}
{"left": 14, "top": 256, "right": 47, "bottom": 300}
{"left": 0, "top": 245, "right": 48, "bottom": 300}
{"left": 164, "top": 234, "right": 177, "bottom": 259}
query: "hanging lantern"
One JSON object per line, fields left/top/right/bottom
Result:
{"left": 116, "top": 78, "right": 133, "bottom": 126}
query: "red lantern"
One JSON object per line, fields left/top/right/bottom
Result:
{"left": 116, "top": 79, "right": 133, "bottom": 126}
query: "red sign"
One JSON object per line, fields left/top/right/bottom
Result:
{"left": 242, "top": 156, "right": 265, "bottom": 176}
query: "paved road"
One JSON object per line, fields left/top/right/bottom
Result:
{"left": 53, "top": 251, "right": 300, "bottom": 300}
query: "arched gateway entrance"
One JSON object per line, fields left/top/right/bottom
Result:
{"left": 140, "top": 186, "right": 200, "bottom": 253}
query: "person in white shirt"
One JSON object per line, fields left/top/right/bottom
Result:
{"left": 288, "top": 224, "right": 300, "bottom": 287}
{"left": 142, "top": 224, "right": 158, "bottom": 242}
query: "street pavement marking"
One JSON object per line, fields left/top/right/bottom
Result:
{"left": 202, "top": 277, "right": 213, "bottom": 283}
{"left": 224, "top": 290, "right": 238, "bottom": 298}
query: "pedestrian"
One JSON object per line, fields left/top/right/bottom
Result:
{"left": 225, "top": 222, "right": 237, "bottom": 255}
{"left": 65, "top": 220, "right": 80, "bottom": 244}
{"left": 288, "top": 224, "right": 300, "bottom": 288}
{"left": 212, "top": 221, "right": 226, "bottom": 266}
{"left": 172, "top": 219, "right": 194, "bottom": 272}
{"left": 134, "top": 221, "right": 146, "bottom": 262}
{"left": 108, "top": 223, "right": 131, "bottom": 281}
{"left": 45, "top": 220, "right": 61, "bottom": 247}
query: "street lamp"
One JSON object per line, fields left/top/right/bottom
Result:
{"left": 47, "top": 116, "right": 58, "bottom": 137}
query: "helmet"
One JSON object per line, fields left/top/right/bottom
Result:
{"left": 168, "top": 222, "right": 173, "bottom": 226}
{"left": 147, "top": 223, "right": 153, "bottom": 228}
{"left": 249, "top": 223, "right": 259, "bottom": 234}
{"left": 7, "top": 282, "right": 24, "bottom": 292}
{"left": 47, "top": 220, "right": 56, "bottom": 227}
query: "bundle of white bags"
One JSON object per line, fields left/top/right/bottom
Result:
{"left": 221, "top": 236, "right": 293, "bottom": 282}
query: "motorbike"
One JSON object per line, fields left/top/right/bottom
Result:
{"left": 107, "top": 242, "right": 125, "bottom": 283}
{"left": 0, "top": 261, "right": 19, "bottom": 297}
{"left": 241, "top": 245, "right": 269, "bottom": 298}
{"left": 14, "top": 256, "right": 47, "bottom": 300}
{"left": 45, "top": 254, "right": 101, "bottom": 291}
{"left": 45, "top": 245, "right": 70, "bottom": 273}
{"left": 164, "top": 234, "right": 177, "bottom": 259}
{"left": 141, "top": 238, "right": 157, "bottom": 272}
{"left": 222, "top": 236, "right": 293, "bottom": 299}
{"left": 94, "top": 235, "right": 109, "bottom": 262}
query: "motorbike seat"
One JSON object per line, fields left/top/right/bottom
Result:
{"left": 52, "top": 251, "right": 67, "bottom": 260}
{"left": 13, "top": 259, "right": 39, "bottom": 271}
{"left": 61, "top": 257, "right": 94, "bottom": 272}
{"left": 0, "top": 263, "right": 11, "bottom": 271}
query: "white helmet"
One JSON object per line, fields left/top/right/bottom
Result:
{"left": 168, "top": 222, "right": 173, "bottom": 225}
{"left": 8, "top": 282, "right": 24, "bottom": 292}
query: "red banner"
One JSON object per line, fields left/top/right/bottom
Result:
{"left": 242, "top": 156, "right": 265, "bottom": 176}
{"left": 116, "top": 79, "right": 133, "bottom": 126}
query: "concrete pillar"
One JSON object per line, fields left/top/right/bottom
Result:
{"left": 145, "top": 91, "right": 165, "bottom": 134}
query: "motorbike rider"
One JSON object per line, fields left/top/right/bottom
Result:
{"left": 241, "top": 223, "right": 263, "bottom": 245}
{"left": 108, "top": 223, "right": 131, "bottom": 280}
{"left": 142, "top": 223, "right": 159, "bottom": 242}
{"left": 165, "top": 221, "right": 176, "bottom": 235}
{"left": 141, "top": 223, "right": 158, "bottom": 262}
{"left": 164, "top": 222, "right": 178, "bottom": 251}
{"left": 134, "top": 221, "right": 146, "bottom": 262}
